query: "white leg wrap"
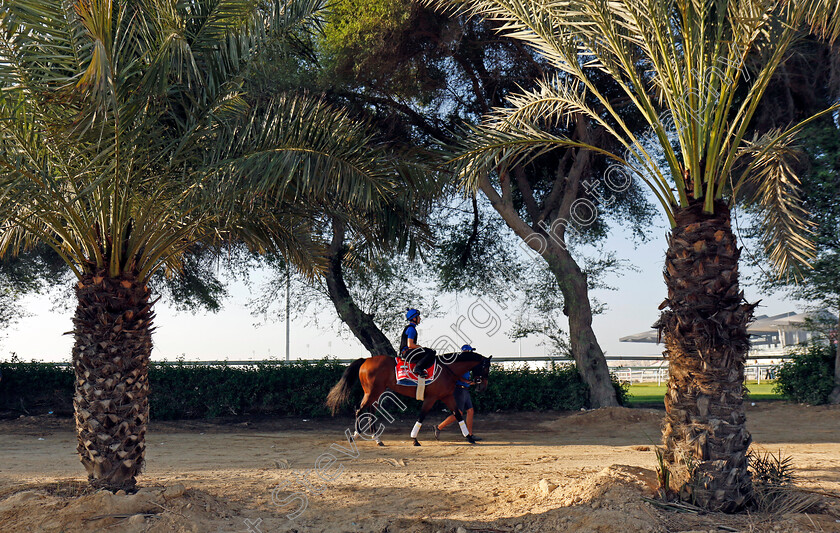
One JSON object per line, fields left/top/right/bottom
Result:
{"left": 410, "top": 422, "right": 422, "bottom": 438}
{"left": 458, "top": 420, "right": 470, "bottom": 437}
{"left": 352, "top": 430, "right": 360, "bottom": 439}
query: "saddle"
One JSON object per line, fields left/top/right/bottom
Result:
{"left": 394, "top": 357, "right": 438, "bottom": 387}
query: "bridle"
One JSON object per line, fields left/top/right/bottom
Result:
{"left": 471, "top": 357, "right": 490, "bottom": 385}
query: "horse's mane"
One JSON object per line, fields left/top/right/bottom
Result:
{"left": 438, "top": 351, "right": 486, "bottom": 364}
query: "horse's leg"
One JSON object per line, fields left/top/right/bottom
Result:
{"left": 361, "top": 384, "right": 388, "bottom": 447}
{"left": 441, "top": 394, "right": 475, "bottom": 444}
{"left": 352, "top": 392, "right": 371, "bottom": 441}
{"left": 410, "top": 396, "right": 438, "bottom": 447}
{"left": 369, "top": 404, "right": 385, "bottom": 447}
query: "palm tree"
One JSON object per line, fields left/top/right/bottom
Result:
{"left": 0, "top": 0, "right": 401, "bottom": 491}
{"left": 430, "top": 0, "right": 840, "bottom": 511}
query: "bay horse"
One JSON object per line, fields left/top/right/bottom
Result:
{"left": 326, "top": 352, "right": 491, "bottom": 446}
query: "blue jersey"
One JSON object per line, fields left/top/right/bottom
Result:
{"left": 457, "top": 371, "right": 471, "bottom": 388}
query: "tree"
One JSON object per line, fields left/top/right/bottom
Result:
{"left": 431, "top": 0, "right": 840, "bottom": 511}
{"left": 0, "top": 0, "right": 403, "bottom": 491}
{"left": 432, "top": 151, "right": 654, "bottom": 401}
{"left": 452, "top": 119, "right": 654, "bottom": 407}
{"left": 317, "top": 2, "right": 656, "bottom": 407}
{"left": 799, "top": 126, "right": 840, "bottom": 401}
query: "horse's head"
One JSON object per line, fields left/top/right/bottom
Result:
{"left": 471, "top": 354, "right": 492, "bottom": 392}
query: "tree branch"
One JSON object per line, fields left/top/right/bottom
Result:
{"left": 514, "top": 165, "right": 541, "bottom": 223}
{"left": 539, "top": 116, "right": 587, "bottom": 223}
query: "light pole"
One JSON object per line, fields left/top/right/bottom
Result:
{"left": 285, "top": 269, "right": 291, "bottom": 362}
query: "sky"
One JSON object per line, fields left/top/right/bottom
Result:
{"left": 1, "top": 211, "right": 804, "bottom": 363}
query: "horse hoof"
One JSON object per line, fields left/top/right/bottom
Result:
{"left": 467, "top": 436, "right": 476, "bottom": 445}
{"left": 413, "top": 439, "right": 421, "bottom": 447}
{"left": 377, "top": 441, "right": 385, "bottom": 447}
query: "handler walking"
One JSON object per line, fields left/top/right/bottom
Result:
{"left": 434, "top": 344, "right": 481, "bottom": 441}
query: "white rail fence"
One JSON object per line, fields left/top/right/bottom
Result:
{"left": 612, "top": 364, "right": 779, "bottom": 384}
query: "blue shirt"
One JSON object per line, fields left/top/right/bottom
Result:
{"left": 457, "top": 371, "right": 471, "bottom": 388}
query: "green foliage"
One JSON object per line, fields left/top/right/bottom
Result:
{"left": 0, "top": 359, "right": 625, "bottom": 418}
{"left": 323, "top": 0, "right": 411, "bottom": 58}
{"left": 433, "top": 197, "right": 525, "bottom": 297}
{"left": 749, "top": 449, "right": 796, "bottom": 488}
{"left": 748, "top": 448, "right": 821, "bottom": 515}
{"left": 319, "top": 0, "right": 446, "bottom": 102}
{"left": 474, "top": 363, "right": 589, "bottom": 411}
{"left": 252, "top": 252, "right": 438, "bottom": 341}
{"left": 0, "top": 0, "right": 404, "bottom": 285}
{"left": 476, "top": 362, "right": 628, "bottom": 411}
{"left": 774, "top": 343, "right": 836, "bottom": 405}
{"left": 151, "top": 248, "right": 230, "bottom": 314}
{"left": 0, "top": 357, "right": 74, "bottom": 415}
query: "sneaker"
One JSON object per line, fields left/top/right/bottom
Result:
{"left": 471, "top": 435, "right": 483, "bottom": 442}
{"left": 434, "top": 425, "right": 441, "bottom": 440}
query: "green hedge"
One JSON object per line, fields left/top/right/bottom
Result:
{"left": 774, "top": 343, "right": 837, "bottom": 405}
{"left": 0, "top": 358, "right": 627, "bottom": 419}
{"left": 0, "top": 358, "right": 75, "bottom": 415}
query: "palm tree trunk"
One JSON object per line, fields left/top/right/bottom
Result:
{"left": 73, "top": 273, "right": 153, "bottom": 491}
{"left": 545, "top": 249, "right": 619, "bottom": 408}
{"left": 829, "top": 302, "right": 840, "bottom": 404}
{"left": 657, "top": 199, "right": 755, "bottom": 512}
{"left": 325, "top": 220, "right": 396, "bottom": 357}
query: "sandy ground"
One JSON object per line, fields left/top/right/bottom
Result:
{"left": 1, "top": 402, "right": 840, "bottom": 532}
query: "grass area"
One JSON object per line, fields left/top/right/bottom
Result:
{"left": 627, "top": 381, "right": 780, "bottom": 406}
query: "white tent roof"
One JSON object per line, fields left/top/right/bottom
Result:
{"left": 619, "top": 310, "right": 837, "bottom": 344}
{"left": 618, "top": 330, "right": 659, "bottom": 343}
{"left": 750, "top": 310, "right": 837, "bottom": 333}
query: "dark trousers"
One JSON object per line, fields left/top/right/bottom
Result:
{"left": 402, "top": 347, "right": 436, "bottom": 374}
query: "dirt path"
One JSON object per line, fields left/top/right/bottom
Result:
{"left": 1, "top": 402, "right": 839, "bottom": 532}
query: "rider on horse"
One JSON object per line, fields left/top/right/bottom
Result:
{"left": 399, "top": 308, "right": 436, "bottom": 379}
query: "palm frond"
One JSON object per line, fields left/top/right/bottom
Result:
{"left": 204, "top": 94, "right": 396, "bottom": 210}
{"left": 804, "top": 0, "right": 840, "bottom": 43}
{"left": 0, "top": 0, "right": 375, "bottom": 285}
{"left": 738, "top": 132, "right": 816, "bottom": 280}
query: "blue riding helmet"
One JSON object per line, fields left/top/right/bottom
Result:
{"left": 405, "top": 308, "right": 420, "bottom": 322}
{"left": 461, "top": 344, "right": 475, "bottom": 352}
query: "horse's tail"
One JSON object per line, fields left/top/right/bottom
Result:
{"left": 326, "top": 357, "right": 366, "bottom": 416}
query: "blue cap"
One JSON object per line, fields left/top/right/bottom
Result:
{"left": 461, "top": 344, "right": 475, "bottom": 351}
{"left": 406, "top": 308, "right": 420, "bottom": 321}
